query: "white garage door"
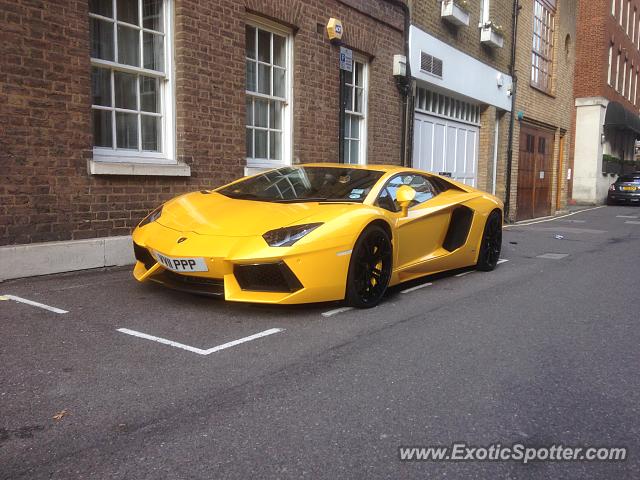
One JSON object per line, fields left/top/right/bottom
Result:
{"left": 413, "top": 112, "right": 479, "bottom": 187}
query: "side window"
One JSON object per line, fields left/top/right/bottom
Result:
{"left": 375, "top": 174, "right": 439, "bottom": 212}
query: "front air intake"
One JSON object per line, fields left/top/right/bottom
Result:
{"left": 133, "top": 242, "right": 156, "bottom": 270}
{"left": 234, "top": 262, "right": 303, "bottom": 293}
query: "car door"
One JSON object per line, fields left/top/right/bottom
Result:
{"left": 375, "top": 173, "right": 454, "bottom": 273}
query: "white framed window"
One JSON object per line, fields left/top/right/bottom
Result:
{"left": 343, "top": 58, "right": 368, "bottom": 165}
{"left": 89, "top": 0, "right": 174, "bottom": 164}
{"left": 612, "top": 0, "right": 616, "bottom": 16}
{"left": 245, "top": 17, "right": 292, "bottom": 167}
{"left": 623, "top": 58, "right": 628, "bottom": 94}
{"left": 616, "top": 50, "right": 621, "bottom": 90}
{"left": 480, "top": 0, "right": 491, "bottom": 25}
{"left": 415, "top": 86, "right": 481, "bottom": 125}
{"left": 629, "top": 64, "right": 634, "bottom": 100}
{"left": 608, "top": 43, "right": 614, "bottom": 85}
{"left": 627, "top": 0, "right": 631, "bottom": 34}
{"left": 633, "top": 8, "right": 637, "bottom": 42}
{"left": 620, "top": 0, "right": 624, "bottom": 25}
{"left": 635, "top": 69, "right": 638, "bottom": 105}
{"left": 531, "top": 0, "right": 555, "bottom": 93}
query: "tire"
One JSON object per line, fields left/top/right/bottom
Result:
{"left": 476, "top": 210, "right": 502, "bottom": 272}
{"left": 345, "top": 225, "right": 393, "bottom": 308}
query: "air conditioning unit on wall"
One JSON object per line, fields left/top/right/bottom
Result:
{"left": 441, "top": 0, "right": 470, "bottom": 27}
{"left": 480, "top": 23, "right": 505, "bottom": 49}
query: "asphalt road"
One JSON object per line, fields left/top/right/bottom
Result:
{"left": 1, "top": 205, "right": 639, "bottom": 479}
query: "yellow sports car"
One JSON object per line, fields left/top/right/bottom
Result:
{"left": 132, "top": 164, "right": 503, "bottom": 308}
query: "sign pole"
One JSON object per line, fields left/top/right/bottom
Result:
{"left": 339, "top": 68, "right": 345, "bottom": 163}
{"left": 338, "top": 46, "right": 352, "bottom": 164}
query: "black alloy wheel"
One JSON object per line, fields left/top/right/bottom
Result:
{"left": 346, "top": 225, "right": 393, "bottom": 308}
{"left": 476, "top": 210, "right": 502, "bottom": 271}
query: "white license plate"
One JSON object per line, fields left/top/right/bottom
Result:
{"left": 154, "top": 252, "right": 208, "bottom": 272}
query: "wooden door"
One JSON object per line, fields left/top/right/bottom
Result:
{"left": 534, "top": 133, "right": 553, "bottom": 218}
{"left": 517, "top": 132, "right": 535, "bottom": 220}
{"left": 517, "top": 125, "right": 554, "bottom": 221}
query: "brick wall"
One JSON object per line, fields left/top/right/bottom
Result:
{"left": 508, "top": 0, "right": 577, "bottom": 219}
{"left": 0, "top": 0, "right": 405, "bottom": 246}
{"left": 574, "top": 0, "right": 640, "bottom": 109}
{"left": 410, "top": 0, "right": 513, "bottom": 73}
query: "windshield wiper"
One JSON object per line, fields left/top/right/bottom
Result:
{"left": 219, "top": 192, "right": 264, "bottom": 200}
{"left": 273, "top": 197, "right": 329, "bottom": 203}
{"left": 273, "top": 197, "right": 358, "bottom": 203}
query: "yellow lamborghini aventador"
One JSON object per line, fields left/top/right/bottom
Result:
{"left": 132, "top": 164, "right": 503, "bottom": 308}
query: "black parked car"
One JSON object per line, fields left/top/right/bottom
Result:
{"left": 608, "top": 173, "right": 640, "bottom": 205}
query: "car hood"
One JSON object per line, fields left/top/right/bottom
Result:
{"left": 156, "top": 191, "right": 358, "bottom": 236}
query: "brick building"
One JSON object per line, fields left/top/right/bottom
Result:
{"left": 408, "top": 0, "right": 514, "bottom": 198}
{"left": 510, "top": 0, "right": 576, "bottom": 220}
{"left": 573, "top": 0, "right": 640, "bottom": 203}
{"left": 0, "top": 0, "right": 406, "bottom": 279}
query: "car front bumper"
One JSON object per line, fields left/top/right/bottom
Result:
{"left": 131, "top": 221, "right": 354, "bottom": 305}
{"left": 608, "top": 191, "right": 640, "bottom": 203}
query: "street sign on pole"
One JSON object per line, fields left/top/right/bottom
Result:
{"left": 339, "top": 46, "right": 353, "bottom": 72}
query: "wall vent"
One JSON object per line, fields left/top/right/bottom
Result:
{"left": 420, "top": 52, "right": 443, "bottom": 78}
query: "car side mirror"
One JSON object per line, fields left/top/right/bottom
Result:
{"left": 396, "top": 185, "right": 416, "bottom": 217}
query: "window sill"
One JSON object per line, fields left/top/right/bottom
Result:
{"left": 87, "top": 159, "right": 191, "bottom": 177}
{"left": 244, "top": 166, "right": 275, "bottom": 177}
{"left": 529, "top": 82, "right": 556, "bottom": 98}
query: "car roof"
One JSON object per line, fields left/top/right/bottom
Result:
{"left": 293, "top": 163, "right": 476, "bottom": 193}
{"left": 299, "top": 162, "right": 406, "bottom": 173}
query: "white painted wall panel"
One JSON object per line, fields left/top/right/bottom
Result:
{"left": 413, "top": 112, "right": 479, "bottom": 187}
{"left": 409, "top": 26, "right": 513, "bottom": 111}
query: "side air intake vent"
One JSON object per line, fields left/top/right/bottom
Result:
{"left": 443, "top": 206, "right": 474, "bottom": 252}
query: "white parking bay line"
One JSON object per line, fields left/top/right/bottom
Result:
{"left": 505, "top": 206, "right": 605, "bottom": 228}
{"left": 401, "top": 282, "right": 433, "bottom": 294}
{"left": 1, "top": 295, "right": 68, "bottom": 314}
{"left": 455, "top": 271, "right": 474, "bottom": 277}
{"left": 617, "top": 215, "right": 639, "bottom": 219}
{"left": 321, "top": 307, "right": 354, "bottom": 317}
{"left": 536, "top": 253, "right": 569, "bottom": 260}
{"left": 497, "top": 259, "right": 509, "bottom": 264}
{"left": 625, "top": 220, "right": 640, "bottom": 224}
{"left": 116, "top": 328, "right": 284, "bottom": 355}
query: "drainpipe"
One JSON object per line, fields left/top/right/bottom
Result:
{"left": 504, "top": 0, "right": 520, "bottom": 221}
{"left": 385, "top": 0, "right": 412, "bottom": 166}
{"left": 492, "top": 112, "right": 499, "bottom": 195}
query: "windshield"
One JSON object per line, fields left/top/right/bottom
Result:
{"left": 617, "top": 175, "right": 640, "bottom": 183}
{"left": 217, "top": 167, "right": 384, "bottom": 203}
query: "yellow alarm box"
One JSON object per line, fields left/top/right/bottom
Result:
{"left": 326, "top": 18, "right": 344, "bottom": 43}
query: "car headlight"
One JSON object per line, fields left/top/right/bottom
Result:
{"left": 138, "top": 205, "right": 163, "bottom": 227}
{"left": 262, "top": 223, "right": 323, "bottom": 247}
